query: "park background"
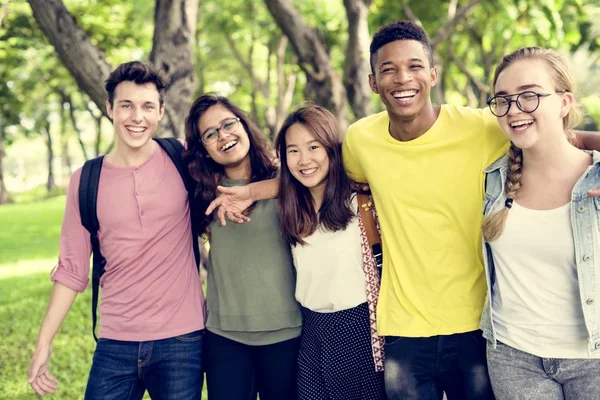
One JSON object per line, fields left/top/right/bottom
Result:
{"left": 1, "top": 0, "right": 599, "bottom": 398}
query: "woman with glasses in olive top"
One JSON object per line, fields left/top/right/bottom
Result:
{"left": 184, "top": 94, "right": 302, "bottom": 400}
{"left": 480, "top": 47, "right": 600, "bottom": 399}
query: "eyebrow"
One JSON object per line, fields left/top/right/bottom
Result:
{"left": 378, "top": 58, "right": 423, "bottom": 68}
{"left": 200, "top": 117, "right": 234, "bottom": 136}
{"left": 495, "top": 84, "right": 543, "bottom": 96}
{"left": 116, "top": 100, "right": 158, "bottom": 106}
{"left": 286, "top": 140, "right": 319, "bottom": 149}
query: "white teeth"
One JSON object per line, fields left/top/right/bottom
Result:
{"left": 220, "top": 140, "right": 238, "bottom": 151}
{"left": 300, "top": 168, "right": 317, "bottom": 175}
{"left": 392, "top": 89, "right": 417, "bottom": 98}
{"left": 126, "top": 126, "right": 146, "bottom": 133}
{"left": 510, "top": 119, "right": 534, "bottom": 128}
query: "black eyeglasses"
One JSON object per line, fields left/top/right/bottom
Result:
{"left": 487, "top": 91, "right": 554, "bottom": 117}
{"left": 200, "top": 117, "right": 240, "bottom": 145}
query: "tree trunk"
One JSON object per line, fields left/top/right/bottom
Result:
{"left": 0, "top": 118, "right": 11, "bottom": 204}
{"left": 59, "top": 101, "right": 73, "bottom": 177}
{"left": 63, "top": 93, "right": 89, "bottom": 161}
{"left": 28, "top": 0, "right": 199, "bottom": 138}
{"left": 343, "top": 0, "right": 373, "bottom": 120}
{"left": 150, "top": 0, "right": 199, "bottom": 138}
{"left": 27, "top": 0, "right": 112, "bottom": 117}
{"left": 263, "top": 0, "right": 349, "bottom": 131}
{"left": 43, "top": 121, "right": 55, "bottom": 192}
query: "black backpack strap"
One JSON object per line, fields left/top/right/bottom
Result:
{"left": 154, "top": 137, "right": 201, "bottom": 270}
{"left": 78, "top": 155, "right": 106, "bottom": 342}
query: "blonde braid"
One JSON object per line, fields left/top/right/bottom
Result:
{"left": 482, "top": 143, "right": 523, "bottom": 241}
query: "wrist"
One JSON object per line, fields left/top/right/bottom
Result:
{"left": 248, "top": 184, "right": 256, "bottom": 202}
{"left": 35, "top": 334, "right": 54, "bottom": 349}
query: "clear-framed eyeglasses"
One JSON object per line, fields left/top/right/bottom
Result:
{"left": 487, "top": 91, "right": 556, "bottom": 118}
{"left": 200, "top": 117, "right": 240, "bottom": 145}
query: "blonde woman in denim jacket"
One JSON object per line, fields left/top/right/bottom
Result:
{"left": 479, "top": 47, "right": 600, "bottom": 400}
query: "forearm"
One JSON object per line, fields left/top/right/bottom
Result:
{"left": 35, "top": 282, "right": 78, "bottom": 347}
{"left": 574, "top": 130, "right": 600, "bottom": 151}
{"left": 248, "top": 178, "right": 280, "bottom": 201}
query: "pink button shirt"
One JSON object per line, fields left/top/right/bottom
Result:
{"left": 53, "top": 146, "right": 205, "bottom": 341}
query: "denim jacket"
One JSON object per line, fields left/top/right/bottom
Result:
{"left": 479, "top": 150, "right": 600, "bottom": 355}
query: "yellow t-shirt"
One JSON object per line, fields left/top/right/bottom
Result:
{"left": 342, "top": 104, "right": 509, "bottom": 337}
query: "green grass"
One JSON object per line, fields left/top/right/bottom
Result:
{"left": 0, "top": 197, "right": 208, "bottom": 399}
{"left": 0, "top": 195, "right": 64, "bottom": 266}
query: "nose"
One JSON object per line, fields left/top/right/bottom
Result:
{"left": 217, "top": 128, "right": 232, "bottom": 141}
{"left": 506, "top": 100, "right": 522, "bottom": 117}
{"left": 393, "top": 68, "right": 412, "bottom": 84}
{"left": 298, "top": 152, "right": 310, "bottom": 165}
{"left": 131, "top": 108, "right": 143, "bottom": 122}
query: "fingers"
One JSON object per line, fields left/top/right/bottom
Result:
{"left": 232, "top": 212, "right": 251, "bottom": 223}
{"left": 39, "top": 373, "right": 57, "bottom": 393}
{"left": 30, "top": 380, "right": 46, "bottom": 396}
{"left": 29, "top": 372, "right": 58, "bottom": 397}
{"left": 217, "top": 204, "right": 227, "bottom": 226}
{"left": 205, "top": 197, "right": 223, "bottom": 216}
{"left": 43, "top": 370, "right": 59, "bottom": 384}
{"left": 216, "top": 185, "right": 237, "bottom": 195}
{"left": 588, "top": 188, "right": 600, "bottom": 197}
{"left": 225, "top": 211, "right": 247, "bottom": 224}
{"left": 28, "top": 355, "right": 43, "bottom": 383}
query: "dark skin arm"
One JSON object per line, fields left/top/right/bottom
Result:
{"left": 574, "top": 130, "right": 600, "bottom": 196}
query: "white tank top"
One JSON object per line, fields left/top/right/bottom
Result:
{"left": 489, "top": 201, "right": 597, "bottom": 358}
{"left": 291, "top": 197, "right": 368, "bottom": 312}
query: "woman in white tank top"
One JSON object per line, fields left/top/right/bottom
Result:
{"left": 480, "top": 47, "right": 600, "bottom": 400}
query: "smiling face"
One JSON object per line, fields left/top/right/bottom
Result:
{"left": 106, "top": 81, "right": 164, "bottom": 153}
{"left": 369, "top": 39, "right": 437, "bottom": 121}
{"left": 285, "top": 123, "right": 330, "bottom": 196}
{"left": 493, "top": 58, "right": 573, "bottom": 150}
{"left": 197, "top": 104, "right": 251, "bottom": 168}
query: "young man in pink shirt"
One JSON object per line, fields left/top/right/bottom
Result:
{"left": 27, "top": 62, "right": 205, "bottom": 399}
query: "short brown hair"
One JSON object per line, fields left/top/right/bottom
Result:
{"left": 104, "top": 61, "right": 168, "bottom": 106}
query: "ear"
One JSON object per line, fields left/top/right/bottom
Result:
{"left": 106, "top": 101, "right": 114, "bottom": 120}
{"left": 430, "top": 65, "right": 438, "bottom": 87}
{"left": 158, "top": 104, "right": 165, "bottom": 121}
{"left": 559, "top": 91, "right": 574, "bottom": 119}
{"left": 369, "top": 74, "right": 378, "bottom": 94}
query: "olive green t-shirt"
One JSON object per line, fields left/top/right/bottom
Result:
{"left": 205, "top": 178, "right": 302, "bottom": 345}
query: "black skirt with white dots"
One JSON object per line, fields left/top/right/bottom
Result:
{"left": 297, "top": 302, "right": 386, "bottom": 400}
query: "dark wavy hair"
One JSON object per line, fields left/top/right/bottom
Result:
{"left": 275, "top": 104, "right": 354, "bottom": 246}
{"left": 184, "top": 94, "right": 278, "bottom": 234}
{"left": 369, "top": 20, "right": 434, "bottom": 73}
{"left": 105, "top": 61, "right": 168, "bottom": 106}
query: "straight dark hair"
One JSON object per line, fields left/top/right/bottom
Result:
{"left": 275, "top": 104, "right": 354, "bottom": 246}
{"left": 184, "top": 94, "right": 277, "bottom": 234}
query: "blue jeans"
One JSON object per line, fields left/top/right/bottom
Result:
{"left": 84, "top": 330, "right": 204, "bottom": 400}
{"left": 384, "top": 330, "right": 493, "bottom": 400}
{"left": 487, "top": 341, "right": 600, "bottom": 400}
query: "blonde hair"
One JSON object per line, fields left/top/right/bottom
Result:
{"left": 482, "top": 47, "right": 580, "bottom": 242}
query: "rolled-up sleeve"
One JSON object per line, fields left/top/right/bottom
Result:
{"left": 51, "top": 168, "right": 91, "bottom": 292}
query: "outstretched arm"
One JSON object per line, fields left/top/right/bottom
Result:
{"left": 206, "top": 178, "right": 280, "bottom": 226}
{"left": 28, "top": 282, "right": 78, "bottom": 396}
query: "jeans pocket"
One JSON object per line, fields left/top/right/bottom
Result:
{"left": 384, "top": 335, "right": 403, "bottom": 347}
{"left": 174, "top": 329, "right": 205, "bottom": 342}
{"left": 471, "top": 330, "right": 487, "bottom": 347}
